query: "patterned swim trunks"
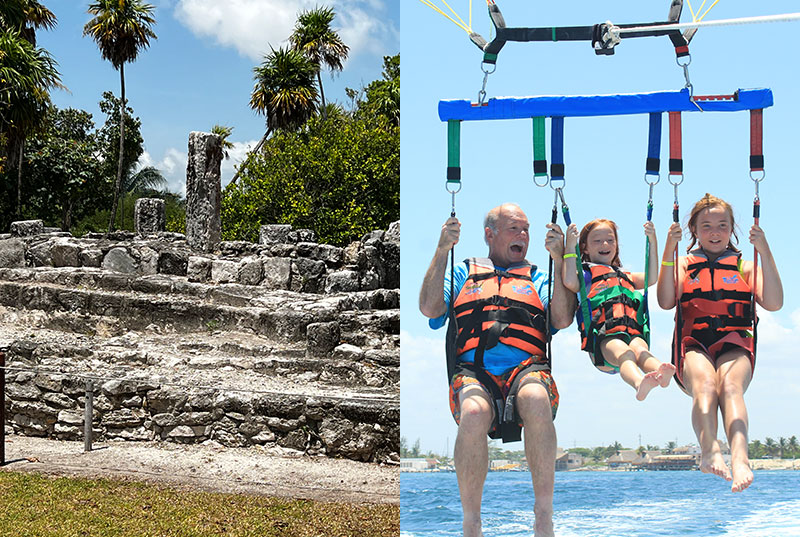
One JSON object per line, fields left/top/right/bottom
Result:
{"left": 448, "top": 356, "right": 559, "bottom": 432}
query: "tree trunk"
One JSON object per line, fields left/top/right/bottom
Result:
{"left": 317, "top": 70, "right": 326, "bottom": 119}
{"left": 16, "top": 139, "right": 24, "bottom": 220}
{"left": 108, "top": 63, "right": 126, "bottom": 233}
{"left": 228, "top": 128, "right": 271, "bottom": 186}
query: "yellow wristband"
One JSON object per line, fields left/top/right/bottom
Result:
{"left": 563, "top": 253, "right": 577, "bottom": 259}
{"left": 661, "top": 260, "right": 675, "bottom": 267}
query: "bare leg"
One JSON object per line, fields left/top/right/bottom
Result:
{"left": 516, "top": 380, "right": 556, "bottom": 537}
{"left": 630, "top": 337, "right": 675, "bottom": 387}
{"left": 717, "top": 350, "right": 754, "bottom": 492}
{"left": 683, "top": 350, "right": 731, "bottom": 481}
{"left": 454, "top": 386, "right": 493, "bottom": 537}
{"left": 599, "top": 338, "right": 658, "bottom": 400}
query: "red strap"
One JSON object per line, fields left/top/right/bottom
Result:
{"left": 750, "top": 109, "right": 764, "bottom": 171}
{"left": 669, "top": 111, "right": 682, "bottom": 175}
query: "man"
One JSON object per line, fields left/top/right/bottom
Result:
{"left": 419, "top": 202, "right": 576, "bottom": 537}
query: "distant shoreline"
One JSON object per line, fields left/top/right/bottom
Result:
{"left": 402, "top": 459, "right": 800, "bottom": 473}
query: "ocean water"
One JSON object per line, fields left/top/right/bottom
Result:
{"left": 401, "top": 470, "right": 800, "bottom": 536}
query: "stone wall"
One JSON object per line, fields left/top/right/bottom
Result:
{"left": 3, "top": 362, "right": 397, "bottom": 462}
{"left": 0, "top": 221, "right": 400, "bottom": 293}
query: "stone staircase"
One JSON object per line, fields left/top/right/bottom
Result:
{"left": 0, "top": 225, "right": 399, "bottom": 464}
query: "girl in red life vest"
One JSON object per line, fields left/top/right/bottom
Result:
{"left": 563, "top": 219, "right": 676, "bottom": 401}
{"left": 657, "top": 193, "right": 783, "bottom": 493}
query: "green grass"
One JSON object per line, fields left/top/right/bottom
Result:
{"left": 0, "top": 471, "right": 398, "bottom": 536}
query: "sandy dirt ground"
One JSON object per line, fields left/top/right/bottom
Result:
{"left": 1, "top": 435, "right": 399, "bottom": 505}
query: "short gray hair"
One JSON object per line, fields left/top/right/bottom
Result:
{"left": 484, "top": 202, "right": 522, "bottom": 245}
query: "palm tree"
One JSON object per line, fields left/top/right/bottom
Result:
{"left": 211, "top": 124, "right": 234, "bottom": 160}
{"left": 778, "top": 437, "right": 788, "bottom": 460}
{"left": 117, "top": 165, "right": 165, "bottom": 228}
{"left": 1, "top": 0, "right": 58, "bottom": 219}
{"left": 788, "top": 436, "right": 799, "bottom": 459}
{"left": 289, "top": 6, "right": 349, "bottom": 116}
{"left": 83, "top": 0, "right": 156, "bottom": 232}
{"left": 229, "top": 46, "right": 317, "bottom": 186}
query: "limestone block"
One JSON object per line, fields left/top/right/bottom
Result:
{"left": 79, "top": 248, "right": 103, "bottom": 268}
{"left": 187, "top": 256, "right": 212, "bottom": 282}
{"left": 185, "top": 131, "right": 223, "bottom": 252}
{"left": 29, "top": 241, "right": 52, "bottom": 267}
{"left": 261, "top": 257, "right": 291, "bottom": 289}
{"left": 319, "top": 417, "right": 354, "bottom": 450}
{"left": 295, "top": 229, "right": 316, "bottom": 242}
{"left": 134, "top": 198, "right": 166, "bottom": 233}
{"left": 135, "top": 246, "right": 159, "bottom": 275}
{"left": 324, "top": 269, "right": 360, "bottom": 293}
{"left": 306, "top": 321, "right": 341, "bottom": 357}
{"left": 12, "top": 413, "right": 49, "bottom": 434}
{"left": 34, "top": 373, "right": 65, "bottom": 392}
{"left": 290, "top": 258, "right": 326, "bottom": 293}
{"left": 152, "top": 413, "right": 178, "bottom": 428}
{"left": 278, "top": 429, "right": 308, "bottom": 451}
{"left": 101, "top": 379, "right": 140, "bottom": 396}
{"left": 237, "top": 256, "right": 263, "bottom": 285}
{"left": 385, "top": 221, "right": 400, "bottom": 243}
{"left": 43, "top": 393, "right": 76, "bottom": 408}
{"left": 10, "top": 220, "right": 43, "bottom": 237}
{"left": 251, "top": 430, "right": 276, "bottom": 444}
{"left": 259, "top": 224, "right": 292, "bottom": 245}
{"left": 332, "top": 343, "right": 365, "bottom": 361}
{"left": 0, "top": 239, "right": 25, "bottom": 268}
{"left": 102, "top": 247, "right": 137, "bottom": 274}
{"left": 296, "top": 242, "right": 344, "bottom": 266}
{"left": 50, "top": 239, "right": 80, "bottom": 267}
{"left": 360, "top": 269, "right": 381, "bottom": 291}
{"left": 343, "top": 241, "right": 361, "bottom": 265}
{"left": 211, "top": 259, "right": 238, "bottom": 283}
{"left": 104, "top": 408, "right": 146, "bottom": 428}
{"left": 6, "top": 383, "right": 42, "bottom": 400}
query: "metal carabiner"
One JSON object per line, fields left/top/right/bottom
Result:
{"left": 477, "top": 61, "right": 496, "bottom": 106}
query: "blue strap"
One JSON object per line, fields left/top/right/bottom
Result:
{"left": 646, "top": 112, "right": 662, "bottom": 177}
{"left": 550, "top": 117, "right": 565, "bottom": 180}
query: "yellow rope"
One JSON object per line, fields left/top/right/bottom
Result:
{"left": 418, "top": 0, "right": 471, "bottom": 33}
{"left": 469, "top": 0, "right": 472, "bottom": 30}
{"left": 694, "top": 0, "right": 708, "bottom": 21}
{"left": 697, "top": 0, "right": 721, "bottom": 22}
{"left": 686, "top": 0, "right": 697, "bottom": 21}
{"left": 440, "top": 0, "right": 471, "bottom": 32}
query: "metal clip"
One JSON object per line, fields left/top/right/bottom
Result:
{"left": 477, "top": 61, "right": 496, "bottom": 106}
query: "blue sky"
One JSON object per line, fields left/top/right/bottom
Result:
{"left": 37, "top": 0, "right": 399, "bottom": 196}
{"left": 401, "top": 1, "right": 800, "bottom": 455}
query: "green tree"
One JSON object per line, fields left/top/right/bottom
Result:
{"left": 230, "top": 46, "right": 319, "bottom": 187}
{"left": 289, "top": 6, "right": 349, "bottom": 115}
{"left": 400, "top": 436, "right": 408, "bottom": 458}
{"left": 665, "top": 441, "right": 677, "bottom": 454}
{"left": 789, "top": 436, "right": 799, "bottom": 459}
{"left": 20, "top": 106, "right": 104, "bottom": 230}
{"left": 410, "top": 439, "right": 421, "bottom": 458}
{"left": 211, "top": 124, "right": 234, "bottom": 159}
{"left": 84, "top": 0, "right": 156, "bottom": 232}
{"left": 765, "top": 437, "right": 777, "bottom": 457}
{"left": 353, "top": 54, "right": 399, "bottom": 127}
{"left": 0, "top": 24, "right": 60, "bottom": 219}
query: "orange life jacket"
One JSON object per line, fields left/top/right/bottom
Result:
{"left": 578, "top": 263, "right": 644, "bottom": 354}
{"left": 679, "top": 250, "right": 754, "bottom": 340}
{"left": 452, "top": 258, "right": 547, "bottom": 365}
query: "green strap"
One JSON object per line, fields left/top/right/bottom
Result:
{"left": 532, "top": 117, "right": 547, "bottom": 177}
{"left": 447, "top": 120, "right": 461, "bottom": 183}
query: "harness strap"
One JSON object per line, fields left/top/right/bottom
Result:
{"left": 551, "top": 117, "right": 565, "bottom": 180}
{"left": 532, "top": 116, "right": 548, "bottom": 177}
{"left": 589, "top": 269, "right": 636, "bottom": 287}
{"left": 668, "top": 111, "right": 683, "bottom": 176}
{"left": 750, "top": 109, "right": 764, "bottom": 172}
{"left": 646, "top": 112, "right": 662, "bottom": 176}
{"left": 447, "top": 120, "right": 462, "bottom": 183}
{"left": 680, "top": 289, "right": 753, "bottom": 303}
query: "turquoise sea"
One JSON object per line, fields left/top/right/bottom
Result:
{"left": 401, "top": 470, "right": 800, "bottom": 536}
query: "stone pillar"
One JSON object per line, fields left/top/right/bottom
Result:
{"left": 134, "top": 198, "right": 166, "bottom": 233}
{"left": 10, "top": 220, "right": 43, "bottom": 237}
{"left": 185, "top": 131, "right": 223, "bottom": 252}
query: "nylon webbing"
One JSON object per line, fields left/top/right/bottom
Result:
{"left": 750, "top": 109, "right": 764, "bottom": 172}
{"left": 646, "top": 112, "right": 662, "bottom": 176}
{"left": 668, "top": 111, "right": 683, "bottom": 176}
{"left": 551, "top": 117, "right": 565, "bottom": 179}
{"left": 532, "top": 116, "right": 547, "bottom": 177}
{"left": 447, "top": 120, "right": 461, "bottom": 182}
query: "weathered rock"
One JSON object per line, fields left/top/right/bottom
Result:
{"left": 259, "top": 224, "right": 292, "bottom": 245}
{"left": 79, "top": 248, "right": 104, "bottom": 268}
{"left": 104, "top": 408, "right": 146, "bottom": 428}
{"left": 385, "top": 221, "right": 400, "bottom": 243}
{"left": 291, "top": 258, "right": 326, "bottom": 293}
{"left": 6, "top": 383, "right": 42, "bottom": 400}
{"left": 0, "top": 239, "right": 25, "bottom": 268}
{"left": 211, "top": 260, "right": 238, "bottom": 283}
{"left": 296, "top": 243, "right": 344, "bottom": 266}
{"left": 325, "top": 270, "right": 360, "bottom": 293}
{"left": 187, "top": 256, "right": 212, "bottom": 282}
{"left": 185, "top": 131, "right": 223, "bottom": 252}
{"left": 158, "top": 250, "right": 188, "bottom": 276}
{"left": 102, "top": 248, "right": 137, "bottom": 274}
{"left": 306, "top": 322, "right": 340, "bottom": 357}
{"left": 57, "top": 409, "right": 85, "bottom": 426}
{"left": 29, "top": 241, "right": 52, "bottom": 266}
{"left": 134, "top": 198, "right": 166, "bottom": 233}
{"left": 51, "top": 239, "right": 80, "bottom": 268}
{"left": 43, "top": 392, "right": 75, "bottom": 408}
{"left": 10, "top": 220, "right": 43, "bottom": 237}
{"left": 261, "top": 257, "right": 291, "bottom": 289}
{"left": 237, "top": 256, "right": 262, "bottom": 285}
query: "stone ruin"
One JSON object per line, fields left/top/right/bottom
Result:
{"left": 0, "top": 131, "right": 399, "bottom": 464}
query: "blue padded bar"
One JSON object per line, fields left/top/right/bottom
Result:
{"left": 438, "top": 88, "right": 773, "bottom": 122}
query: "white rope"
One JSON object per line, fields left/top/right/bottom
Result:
{"left": 614, "top": 12, "right": 800, "bottom": 35}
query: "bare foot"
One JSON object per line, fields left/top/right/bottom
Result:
{"left": 699, "top": 448, "right": 732, "bottom": 482}
{"left": 657, "top": 363, "right": 676, "bottom": 388}
{"left": 635, "top": 371, "right": 660, "bottom": 401}
{"left": 731, "top": 460, "right": 754, "bottom": 492}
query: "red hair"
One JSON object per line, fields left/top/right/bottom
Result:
{"left": 579, "top": 219, "right": 621, "bottom": 267}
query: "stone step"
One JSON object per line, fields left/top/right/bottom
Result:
{"left": 1, "top": 324, "right": 398, "bottom": 462}
{"left": 0, "top": 269, "right": 399, "bottom": 346}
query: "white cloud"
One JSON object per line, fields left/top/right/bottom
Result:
{"left": 173, "top": 0, "right": 394, "bottom": 61}
{"left": 221, "top": 139, "right": 260, "bottom": 188}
